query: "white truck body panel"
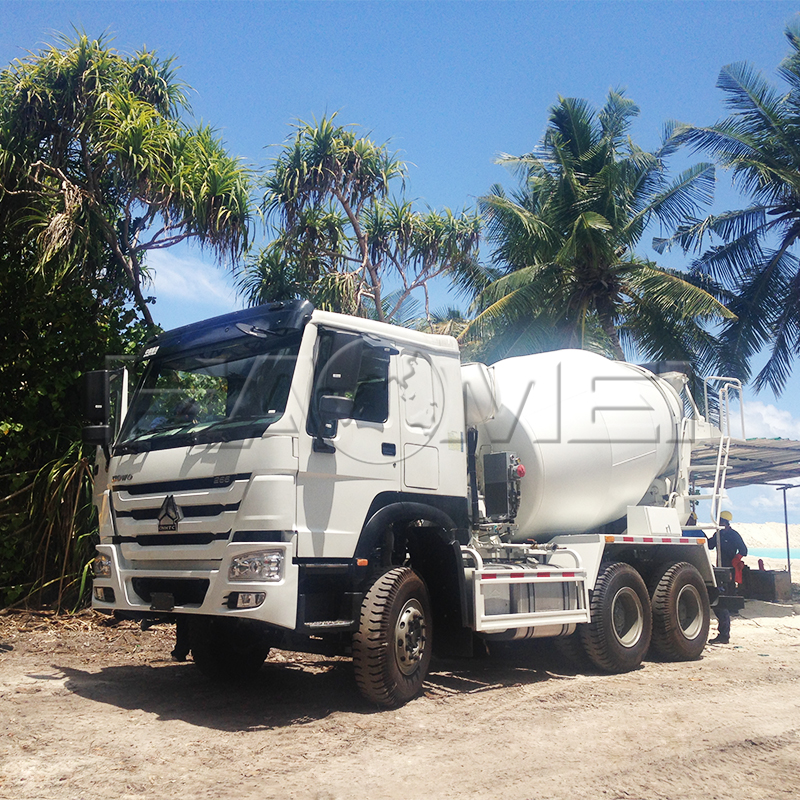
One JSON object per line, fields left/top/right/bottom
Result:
{"left": 293, "top": 315, "right": 467, "bottom": 559}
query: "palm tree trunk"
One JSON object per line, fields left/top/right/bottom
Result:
{"left": 597, "top": 300, "right": 625, "bottom": 360}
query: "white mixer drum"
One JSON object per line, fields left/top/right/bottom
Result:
{"left": 474, "top": 350, "right": 683, "bottom": 540}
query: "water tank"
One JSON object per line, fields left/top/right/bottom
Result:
{"left": 471, "top": 350, "right": 683, "bottom": 540}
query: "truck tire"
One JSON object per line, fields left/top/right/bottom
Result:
{"left": 649, "top": 561, "right": 710, "bottom": 661}
{"left": 552, "top": 630, "right": 591, "bottom": 670}
{"left": 580, "top": 562, "right": 651, "bottom": 673}
{"left": 189, "top": 617, "right": 271, "bottom": 681}
{"left": 352, "top": 567, "right": 432, "bottom": 708}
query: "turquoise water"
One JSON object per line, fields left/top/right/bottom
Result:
{"left": 749, "top": 548, "right": 800, "bottom": 559}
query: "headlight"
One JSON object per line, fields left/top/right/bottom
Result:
{"left": 93, "top": 552, "right": 113, "bottom": 578}
{"left": 228, "top": 550, "right": 284, "bottom": 582}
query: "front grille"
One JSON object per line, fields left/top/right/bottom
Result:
{"left": 113, "top": 531, "right": 230, "bottom": 546}
{"left": 131, "top": 577, "right": 210, "bottom": 606}
{"left": 114, "top": 503, "right": 241, "bottom": 520}
{"left": 112, "top": 473, "right": 250, "bottom": 495}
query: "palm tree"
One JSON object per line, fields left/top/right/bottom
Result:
{"left": 471, "top": 91, "right": 732, "bottom": 368}
{"left": 664, "top": 23, "right": 800, "bottom": 393}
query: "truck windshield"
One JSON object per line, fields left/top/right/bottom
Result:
{"left": 115, "top": 331, "right": 302, "bottom": 454}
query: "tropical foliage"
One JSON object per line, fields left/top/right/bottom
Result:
{"left": 239, "top": 115, "right": 485, "bottom": 323}
{"left": 470, "top": 91, "right": 733, "bottom": 367}
{"left": 5, "top": 23, "right": 800, "bottom": 610}
{"left": 662, "top": 22, "right": 800, "bottom": 394}
{"left": 0, "top": 32, "right": 253, "bottom": 608}
{"left": 0, "top": 239, "right": 146, "bottom": 608}
{"left": 0, "top": 31, "right": 252, "bottom": 326}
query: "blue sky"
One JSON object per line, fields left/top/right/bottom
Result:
{"left": 4, "top": 1, "right": 800, "bottom": 522}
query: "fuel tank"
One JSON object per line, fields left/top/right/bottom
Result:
{"left": 465, "top": 350, "right": 684, "bottom": 540}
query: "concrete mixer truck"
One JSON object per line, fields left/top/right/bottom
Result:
{"left": 83, "top": 300, "right": 735, "bottom": 707}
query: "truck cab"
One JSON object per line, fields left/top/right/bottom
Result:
{"left": 88, "top": 301, "right": 475, "bottom": 703}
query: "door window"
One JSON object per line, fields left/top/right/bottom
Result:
{"left": 308, "top": 330, "right": 392, "bottom": 437}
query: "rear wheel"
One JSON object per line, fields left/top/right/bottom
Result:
{"left": 190, "top": 617, "right": 272, "bottom": 681}
{"left": 649, "top": 562, "right": 710, "bottom": 660}
{"left": 353, "top": 567, "right": 432, "bottom": 707}
{"left": 580, "top": 562, "right": 651, "bottom": 673}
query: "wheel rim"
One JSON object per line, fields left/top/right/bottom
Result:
{"left": 676, "top": 584, "right": 703, "bottom": 639}
{"left": 394, "top": 598, "right": 427, "bottom": 676}
{"left": 611, "top": 587, "right": 644, "bottom": 648}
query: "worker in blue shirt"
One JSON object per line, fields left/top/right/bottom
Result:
{"left": 708, "top": 511, "right": 748, "bottom": 644}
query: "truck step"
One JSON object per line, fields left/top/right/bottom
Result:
{"left": 302, "top": 619, "right": 355, "bottom": 630}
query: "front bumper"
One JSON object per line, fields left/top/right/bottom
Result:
{"left": 91, "top": 541, "right": 299, "bottom": 630}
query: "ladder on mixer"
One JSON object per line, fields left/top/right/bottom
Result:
{"left": 702, "top": 430, "right": 731, "bottom": 528}
{"left": 682, "top": 376, "right": 743, "bottom": 537}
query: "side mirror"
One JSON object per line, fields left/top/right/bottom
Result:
{"left": 318, "top": 394, "right": 354, "bottom": 422}
{"left": 82, "top": 424, "right": 112, "bottom": 447}
{"left": 318, "top": 332, "right": 363, "bottom": 396}
{"left": 82, "top": 371, "right": 111, "bottom": 425}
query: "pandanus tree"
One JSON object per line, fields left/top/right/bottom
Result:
{"left": 0, "top": 31, "right": 253, "bottom": 328}
{"left": 471, "top": 91, "right": 733, "bottom": 367}
{"left": 663, "top": 23, "right": 800, "bottom": 394}
{"left": 243, "top": 115, "right": 484, "bottom": 323}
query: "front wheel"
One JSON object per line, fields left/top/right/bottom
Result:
{"left": 649, "top": 562, "right": 710, "bottom": 661}
{"left": 581, "top": 562, "right": 651, "bottom": 673}
{"left": 352, "top": 567, "right": 432, "bottom": 707}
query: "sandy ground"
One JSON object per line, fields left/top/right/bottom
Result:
{"left": 1, "top": 602, "right": 799, "bottom": 800}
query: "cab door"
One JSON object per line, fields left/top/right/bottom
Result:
{"left": 398, "top": 348, "right": 441, "bottom": 492}
{"left": 295, "top": 328, "right": 401, "bottom": 558}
